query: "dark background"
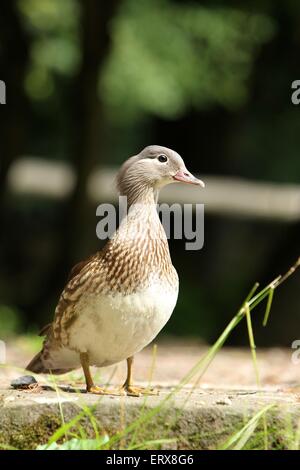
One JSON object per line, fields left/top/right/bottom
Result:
{"left": 0, "top": 0, "right": 299, "bottom": 346}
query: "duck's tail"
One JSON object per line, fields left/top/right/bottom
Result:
{"left": 26, "top": 351, "right": 75, "bottom": 375}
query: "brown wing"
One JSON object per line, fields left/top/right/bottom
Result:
{"left": 36, "top": 254, "right": 99, "bottom": 340}
{"left": 52, "top": 252, "right": 104, "bottom": 345}
{"left": 67, "top": 255, "right": 96, "bottom": 282}
{"left": 38, "top": 323, "right": 52, "bottom": 337}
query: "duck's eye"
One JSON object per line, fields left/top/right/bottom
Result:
{"left": 157, "top": 154, "right": 168, "bottom": 163}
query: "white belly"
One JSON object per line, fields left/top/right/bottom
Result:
{"left": 67, "top": 281, "right": 178, "bottom": 367}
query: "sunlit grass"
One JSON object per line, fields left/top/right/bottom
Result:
{"left": 219, "top": 404, "right": 274, "bottom": 450}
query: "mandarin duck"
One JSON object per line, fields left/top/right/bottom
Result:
{"left": 26, "top": 146, "right": 204, "bottom": 396}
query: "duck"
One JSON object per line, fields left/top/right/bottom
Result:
{"left": 26, "top": 145, "right": 204, "bottom": 396}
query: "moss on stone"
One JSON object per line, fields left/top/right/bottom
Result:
{"left": 0, "top": 389, "right": 300, "bottom": 450}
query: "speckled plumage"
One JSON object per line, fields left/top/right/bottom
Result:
{"left": 52, "top": 201, "right": 178, "bottom": 356}
{"left": 26, "top": 146, "right": 204, "bottom": 390}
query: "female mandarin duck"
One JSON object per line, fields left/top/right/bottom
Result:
{"left": 27, "top": 146, "right": 204, "bottom": 396}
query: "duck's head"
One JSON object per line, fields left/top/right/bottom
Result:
{"left": 117, "top": 145, "right": 205, "bottom": 202}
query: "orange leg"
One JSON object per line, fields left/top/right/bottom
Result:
{"left": 121, "top": 356, "right": 158, "bottom": 397}
{"left": 80, "top": 352, "right": 112, "bottom": 395}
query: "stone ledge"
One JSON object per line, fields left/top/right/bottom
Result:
{"left": 1, "top": 384, "right": 300, "bottom": 450}
{"left": 2, "top": 342, "right": 300, "bottom": 449}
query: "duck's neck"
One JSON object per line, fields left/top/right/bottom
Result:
{"left": 122, "top": 184, "right": 159, "bottom": 207}
{"left": 118, "top": 186, "right": 163, "bottom": 242}
{"left": 114, "top": 184, "right": 169, "bottom": 253}
{"left": 102, "top": 186, "right": 176, "bottom": 294}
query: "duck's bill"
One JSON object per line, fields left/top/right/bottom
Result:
{"left": 173, "top": 170, "right": 205, "bottom": 188}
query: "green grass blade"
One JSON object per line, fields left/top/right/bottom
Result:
{"left": 46, "top": 408, "right": 89, "bottom": 446}
{"left": 245, "top": 303, "right": 260, "bottom": 386}
{"left": 0, "top": 443, "right": 18, "bottom": 450}
{"left": 263, "top": 287, "right": 274, "bottom": 327}
{"left": 129, "top": 344, "right": 158, "bottom": 449}
{"left": 220, "top": 404, "right": 274, "bottom": 450}
{"left": 244, "top": 303, "right": 268, "bottom": 449}
{"left": 245, "top": 282, "right": 259, "bottom": 303}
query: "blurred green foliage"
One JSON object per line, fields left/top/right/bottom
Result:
{"left": 19, "top": 0, "right": 275, "bottom": 117}
{"left": 1, "top": 0, "right": 299, "bottom": 344}
{"left": 19, "top": 0, "right": 80, "bottom": 99}
{"left": 0, "top": 305, "right": 23, "bottom": 337}
{"left": 102, "top": 0, "right": 275, "bottom": 119}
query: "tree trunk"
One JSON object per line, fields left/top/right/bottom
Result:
{"left": 64, "top": 0, "right": 121, "bottom": 266}
{"left": 0, "top": 0, "right": 30, "bottom": 204}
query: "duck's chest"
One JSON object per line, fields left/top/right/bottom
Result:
{"left": 68, "top": 274, "right": 179, "bottom": 365}
{"left": 67, "top": 208, "right": 180, "bottom": 363}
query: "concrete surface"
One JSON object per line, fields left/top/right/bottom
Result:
{"left": 1, "top": 340, "right": 300, "bottom": 449}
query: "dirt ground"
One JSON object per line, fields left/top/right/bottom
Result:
{"left": 1, "top": 337, "right": 299, "bottom": 391}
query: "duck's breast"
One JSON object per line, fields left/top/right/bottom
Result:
{"left": 68, "top": 275, "right": 179, "bottom": 366}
